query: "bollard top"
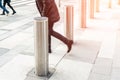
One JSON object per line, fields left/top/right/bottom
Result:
{"left": 34, "top": 17, "right": 48, "bottom": 22}
{"left": 65, "top": 4, "right": 73, "bottom": 7}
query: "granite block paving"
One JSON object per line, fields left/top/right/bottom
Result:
{"left": 88, "top": 73, "right": 111, "bottom": 80}
{"left": 91, "top": 57, "right": 113, "bottom": 75}
{"left": 111, "top": 67, "right": 120, "bottom": 80}
{"left": 0, "top": 47, "right": 9, "bottom": 56}
{"left": 49, "top": 58, "right": 93, "bottom": 80}
{"left": 65, "top": 40, "right": 101, "bottom": 64}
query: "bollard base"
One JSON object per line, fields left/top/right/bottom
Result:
{"left": 26, "top": 68, "right": 55, "bottom": 80}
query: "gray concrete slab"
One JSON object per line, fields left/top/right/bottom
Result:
{"left": 0, "top": 45, "right": 28, "bottom": 67}
{"left": 26, "top": 68, "right": 55, "bottom": 80}
{"left": 111, "top": 67, "right": 120, "bottom": 80}
{"left": 0, "top": 55, "right": 34, "bottom": 80}
{"left": 0, "top": 48, "right": 9, "bottom": 56}
{"left": 49, "top": 58, "right": 92, "bottom": 80}
{"left": 92, "top": 57, "right": 112, "bottom": 75}
{"left": 0, "top": 32, "right": 33, "bottom": 49}
{"left": 65, "top": 40, "right": 101, "bottom": 64}
{"left": 25, "top": 76, "right": 46, "bottom": 80}
{"left": 88, "top": 73, "right": 110, "bottom": 80}
{"left": 98, "top": 32, "right": 116, "bottom": 59}
{"left": 113, "top": 31, "right": 120, "bottom": 68}
{"left": 0, "top": 30, "right": 9, "bottom": 35}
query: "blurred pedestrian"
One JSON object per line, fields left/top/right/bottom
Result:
{"left": 0, "top": 0, "right": 9, "bottom": 15}
{"left": 1, "top": 0, "right": 16, "bottom": 15}
{"left": 35, "top": 0, "right": 73, "bottom": 53}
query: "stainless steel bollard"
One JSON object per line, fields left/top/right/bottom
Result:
{"left": 59, "top": 0, "right": 61, "bottom": 7}
{"left": 34, "top": 17, "right": 48, "bottom": 76}
{"left": 65, "top": 5, "right": 74, "bottom": 40}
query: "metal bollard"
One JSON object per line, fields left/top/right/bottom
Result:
{"left": 90, "top": 0, "right": 95, "bottom": 18}
{"left": 81, "top": 0, "right": 87, "bottom": 28}
{"left": 65, "top": 5, "right": 74, "bottom": 41}
{"left": 108, "top": 0, "right": 112, "bottom": 8}
{"left": 96, "top": 0, "right": 100, "bottom": 12}
{"left": 59, "top": 0, "right": 61, "bottom": 7}
{"left": 34, "top": 17, "right": 48, "bottom": 76}
{"left": 118, "top": 0, "right": 120, "bottom": 5}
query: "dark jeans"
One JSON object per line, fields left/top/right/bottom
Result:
{"left": 2, "top": 1, "right": 15, "bottom": 14}
{"left": 0, "top": 0, "right": 9, "bottom": 13}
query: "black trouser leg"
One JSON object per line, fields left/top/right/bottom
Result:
{"left": 7, "top": 2, "right": 16, "bottom": 12}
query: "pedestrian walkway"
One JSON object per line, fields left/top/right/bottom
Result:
{"left": 0, "top": 0, "right": 120, "bottom": 80}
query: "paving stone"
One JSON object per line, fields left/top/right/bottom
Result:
{"left": 0, "top": 47, "right": 9, "bottom": 56}
{"left": 113, "top": 59, "right": 120, "bottom": 68}
{"left": 88, "top": 73, "right": 110, "bottom": 80}
{"left": 98, "top": 32, "right": 116, "bottom": 59}
{"left": 49, "top": 59, "right": 92, "bottom": 80}
{"left": 20, "top": 51, "right": 34, "bottom": 56}
{"left": 23, "top": 26, "right": 33, "bottom": 33}
{"left": 0, "top": 45, "right": 28, "bottom": 67}
{"left": 113, "top": 31, "right": 120, "bottom": 67}
{"left": 0, "top": 55, "right": 34, "bottom": 80}
{"left": 92, "top": 57, "right": 112, "bottom": 75}
{"left": 111, "top": 67, "right": 120, "bottom": 80}
{"left": 0, "top": 18, "right": 32, "bottom": 30}
{"left": 26, "top": 68, "right": 55, "bottom": 80}
{"left": 65, "top": 40, "right": 101, "bottom": 64}
{"left": 25, "top": 76, "right": 46, "bottom": 80}
{"left": 0, "top": 30, "right": 8, "bottom": 35}
{"left": 0, "top": 32, "right": 32, "bottom": 49}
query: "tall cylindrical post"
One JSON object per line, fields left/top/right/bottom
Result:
{"left": 108, "top": 0, "right": 112, "bottom": 8}
{"left": 118, "top": 0, "right": 120, "bottom": 5}
{"left": 96, "top": 0, "right": 99, "bottom": 12}
{"left": 65, "top": 5, "right": 74, "bottom": 40}
{"left": 90, "top": 0, "right": 95, "bottom": 18}
{"left": 59, "top": 0, "right": 60, "bottom": 7}
{"left": 81, "top": 0, "right": 87, "bottom": 28}
{"left": 34, "top": 17, "right": 48, "bottom": 76}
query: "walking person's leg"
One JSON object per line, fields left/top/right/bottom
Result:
{"left": 49, "top": 21, "right": 73, "bottom": 53}
{"left": 1, "top": 2, "right": 6, "bottom": 15}
{"left": 48, "top": 21, "right": 53, "bottom": 53}
{"left": 0, "top": 1, "right": 9, "bottom": 15}
{"left": 48, "top": 34, "right": 51, "bottom": 53}
{"left": 7, "top": 2, "right": 16, "bottom": 15}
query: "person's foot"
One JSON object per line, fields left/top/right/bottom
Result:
{"left": 0, "top": 13, "right": 5, "bottom": 15}
{"left": 12, "top": 11, "right": 16, "bottom": 15}
{"left": 67, "top": 40, "right": 73, "bottom": 53}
